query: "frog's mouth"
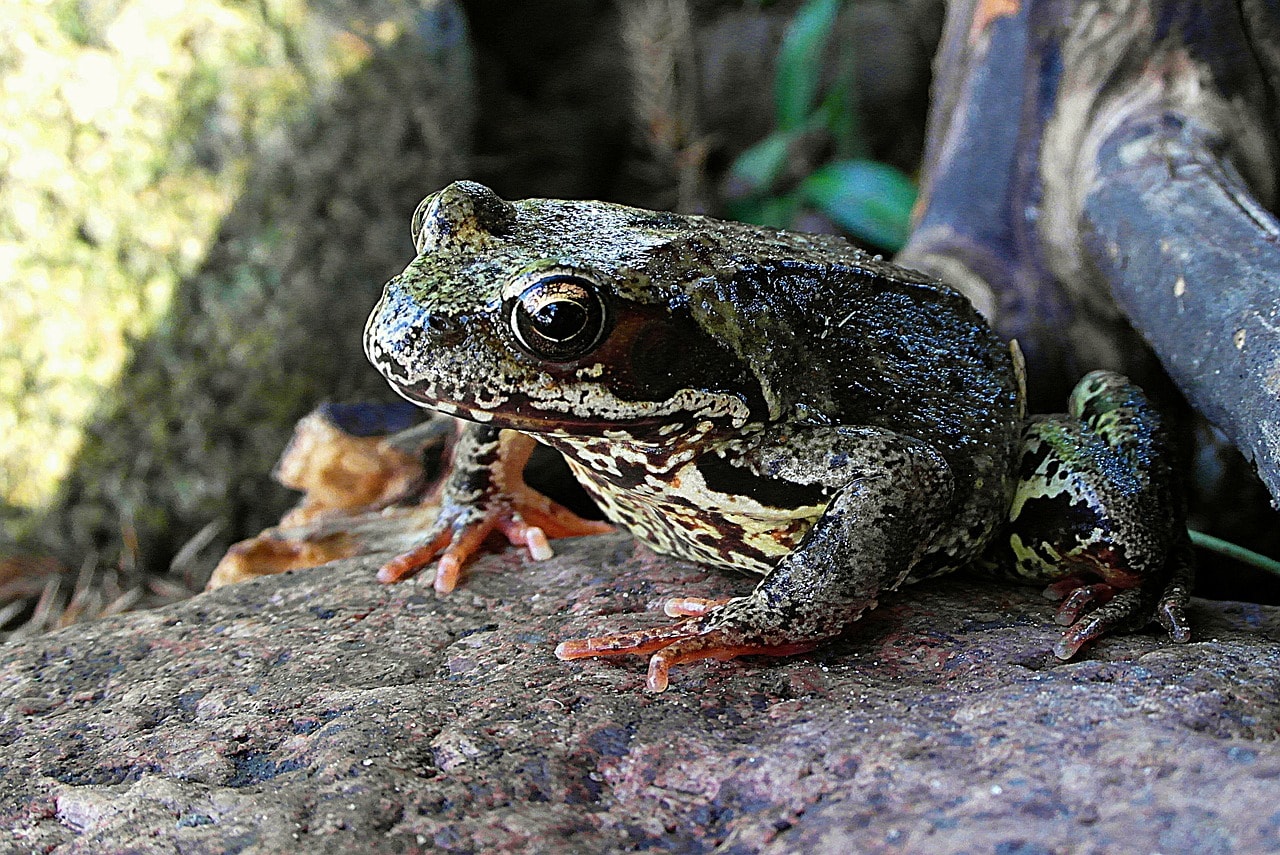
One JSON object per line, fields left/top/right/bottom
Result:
{"left": 437, "top": 401, "right": 676, "bottom": 436}
{"left": 393, "top": 382, "right": 743, "bottom": 437}
{"left": 393, "top": 385, "right": 670, "bottom": 436}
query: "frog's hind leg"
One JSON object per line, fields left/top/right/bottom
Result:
{"left": 994, "top": 370, "right": 1193, "bottom": 658}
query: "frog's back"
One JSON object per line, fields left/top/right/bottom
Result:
{"left": 814, "top": 257, "right": 1022, "bottom": 470}
{"left": 822, "top": 262, "right": 1023, "bottom": 570}
{"left": 668, "top": 220, "right": 1020, "bottom": 439}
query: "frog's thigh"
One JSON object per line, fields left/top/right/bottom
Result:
{"left": 1019, "top": 369, "right": 1174, "bottom": 583}
{"left": 1004, "top": 415, "right": 1165, "bottom": 586}
{"left": 1003, "top": 417, "right": 1117, "bottom": 582}
{"left": 997, "top": 372, "right": 1193, "bottom": 655}
{"left": 743, "top": 427, "right": 956, "bottom": 639}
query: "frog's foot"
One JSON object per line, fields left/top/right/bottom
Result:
{"left": 377, "top": 426, "right": 612, "bottom": 591}
{"left": 556, "top": 596, "right": 828, "bottom": 692}
{"left": 1044, "top": 555, "right": 1193, "bottom": 660}
{"left": 377, "top": 492, "right": 612, "bottom": 592}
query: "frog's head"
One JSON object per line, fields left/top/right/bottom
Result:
{"left": 364, "top": 181, "right": 769, "bottom": 439}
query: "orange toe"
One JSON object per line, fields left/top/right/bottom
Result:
{"left": 555, "top": 628, "right": 687, "bottom": 660}
{"left": 646, "top": 638, "right": 819, "bottom": 692}
{"left": 434, "top": 516, "right": 502, "bottom": 592}
{"left": 556, "top": 616, "right": 821, "bottom": 692}
{"left": 663, "top": 596, "right": 729, "bottom": 618}
{"left": 1052, "top": 583, "right": 1117, "bottom": 625}
{"left": 376, "top": 530, "right": 452, "bottom": 584}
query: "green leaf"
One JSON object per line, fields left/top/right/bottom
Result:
{"left": 775, "top": 0, "right": 841, "bottom": 131}
{"left": 814, "top": 50, "right": 865, "bottom": 160}
{"left": 727, "top": 131, "right": 794, "bottom": 196}
{"left": 726, "top": 193, "right": 801, "bottom": 230}
{"left": 799, "top": 159, "right": 916, "bottom": 251}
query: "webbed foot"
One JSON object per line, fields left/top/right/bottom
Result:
{"left": 1044, "top": 546, "right": 1193, "bottom": 659}
{"left": 556, "top": 596, "right": 827, "bottom": 692}
{"left": 378, "top": 492, "right": 612, "bottom": 591}
{"left": 378, "top": 426, "right": 611, "bottom": 592}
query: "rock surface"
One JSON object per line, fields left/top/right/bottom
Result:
{"left": 3, "top": 529, "right": 1279, "bottom": 854}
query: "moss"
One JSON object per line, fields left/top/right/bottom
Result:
{"left": 2, "top": 0, "right": 473, "bottom": 598}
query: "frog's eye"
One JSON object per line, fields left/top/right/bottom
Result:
{"left": 410, "top": 196, "right": 433, "bottom": 253}
{"left": 508, "top": 274, "right": 609, "bottom": 362}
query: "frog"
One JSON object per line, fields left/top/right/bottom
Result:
{"left": 363, "top": 180, "right": 1193, "bottom": 692}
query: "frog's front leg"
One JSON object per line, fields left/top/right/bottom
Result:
{"left": 991, "top": 370, "right": 1194, "bottom": 658}
{"left": 378, "top": 422, "right": 612, "bottom": 592}
{"left": 557, "top": 427, "right": 955, "bottom": 691}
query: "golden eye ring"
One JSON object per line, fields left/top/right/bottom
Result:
{"left": 507, "top": 273, "right": 609, "bottom": 362}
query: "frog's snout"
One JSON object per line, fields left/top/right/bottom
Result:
{"left": 364, "top": 290, "right": 466, "bottom": 377}
{"left": 411, "top": 180, "right": 516, "bottom": 252}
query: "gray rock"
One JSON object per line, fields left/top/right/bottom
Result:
{"left": 3, "top": 531, "right": 1278, "bottom": 854}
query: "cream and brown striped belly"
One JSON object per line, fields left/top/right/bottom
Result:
{"left": 565, "top": 457, "right": 827, "bottom": 574}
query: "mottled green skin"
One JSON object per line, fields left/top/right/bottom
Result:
{"left": 365, "top": 181, "right": 1192, "bottom": 660}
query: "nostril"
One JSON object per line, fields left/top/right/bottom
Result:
{"left": 422, "top": 312, "right": 465, "bottom": 346}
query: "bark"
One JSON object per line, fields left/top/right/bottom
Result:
{"left": 899, "top": 0, "right": 1280, "bottom": 506}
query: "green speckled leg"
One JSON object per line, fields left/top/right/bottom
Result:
{"left": 557, "top": 426, "right": 956, "bottom": 690}
{"left": 987, "top": 370, "right": 1193, "bottom": 657}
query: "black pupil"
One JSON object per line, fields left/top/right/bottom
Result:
{"left": 531, "top": 299, "right": 587, "bottom": 340}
